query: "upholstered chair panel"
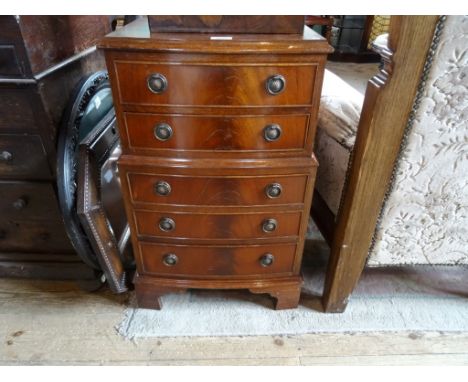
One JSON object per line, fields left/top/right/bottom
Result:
{"left": 368, "top": 16, "right": 468, "bottom": 265}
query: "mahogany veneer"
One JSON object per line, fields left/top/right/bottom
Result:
{"left": 147, "top": 16, "right": 305, "bottom": 34}
{"left": 100, "top": 17, "right": 331, "bottom": 310}
{"left": 123, "top": 113, "right": 310, "bottom": 153}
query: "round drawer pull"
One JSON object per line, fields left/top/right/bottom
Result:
{"left": 12, "top": 197, "right": 27, "bottom": 210}
{"left": 262, "top": 218, "right": 278, "bottom": 233}
{"left": 154, "top": 123, "right": 173, "bottom": 141}
{"left": 266, "top": 74, "right": 286, "bottom": 95}
{"left": 147, "top": 73, "right": 168, "bottom": 94}
{"left": 259, "top": 253, "right": 275, "bottom": 267}
{"left": 159, "top": 217, "right": 175, "bottom": 232}
{"left": 154, "top": 181, "right": 171, "bottom": 196}
{"left": 263, "top": 124, "right": 282, "bottom": 142}
{"left": 265, "top": 183, "right": 282, "bottom": 199}
{"left": 1, "top": 151, "right": 13, "bottom": 162}
{"left": 163, "top": 253, "right": 178, "bottom": 266}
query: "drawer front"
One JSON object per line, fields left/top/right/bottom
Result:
{"left": 139, "top": 241, "right": 297, "bottom": 277}
{"left": 124, "top": 113, "right": 309, "bottom": 152}
{"left": 0, "top": 91, "right": 38, "bottom": 133}
{"left": 134, "top": 210, "right": 302, "bottom": 240}
{"left": 0, "top": 45, "right": 24, "bottom": 77}
{"left": 115, "top": 61, "right": 316, "bottom": 107}
{"left": 0, "top": 219, "right": 73, "bottom": 253}
{"left": 0, "top": 134, "right": 51, "bottom": 178}
{"left": 0, "top": 182, "right": 62, "bottom": 220}
{"left": 127, "top": 173, "right": 307, "bottom": 207}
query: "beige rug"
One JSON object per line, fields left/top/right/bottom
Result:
{"left": 117, "top": 251, "right": 468, "bottom": 338}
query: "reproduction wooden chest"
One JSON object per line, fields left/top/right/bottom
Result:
{"left": 100, "top": 17, "right": 332, "bottom": 309}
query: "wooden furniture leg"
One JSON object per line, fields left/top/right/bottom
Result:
{"left": 134, "top": 273, "right": 186, "bottom": 310}
{"left": 321, "top": 16, "right": 439, "bottom": 313}
{"left": 250, "top": 280, "right": 302, "bottom": 310}
{"left": 134, "top": 281, "right": 163, "bottom": 310}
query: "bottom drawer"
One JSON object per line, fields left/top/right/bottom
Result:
{"left": 0, "top": 219, "right": 74, "bottom": 253}
{"left": 139, "top": 242, "right": 297, "bottom": 278}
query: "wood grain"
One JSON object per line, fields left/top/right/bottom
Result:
{"left": 126, "top": 171, "right": 309, "bottom": 207}
{"left": 139, "top": 242, "right": 297, "bottom": 277}
{"left": 18, "top": 15, "right": 111, "bottom": 74}
{"left": 0, "top": 219, "right": 74, "bottom": 253}
{"left": 0, "top": 16, "right": 109, "bottom": 278}
{"left": 148, "top": 16, "right": 305, "bottom": 34}
{"left": 0, "top": 134, "right": 51, "bottom": 179}
{"left": 103, "top": 17, "right": 328, "bottom": 310}
{"left": 133, "top": 210, "right": 302, "bottom": 241}
{"left": 123, "top": 112, "right": 310, "bottom": 153}
{"left": 0, "top": 181, "right": 62, "bottom": 220}
{"left": 322, "top": 16, "right": 439, "bottom": 312}
{"left": 99, "top": 17, "right": 333, "bottom": 55}
{"left": 0, "top": 90, "right": 37, "bottom": 132}
{"left": 0, "top": 279, "right": 467, "bottom": 365}
{"left": 114, "top": 60, "right": 317, "bottom": 107}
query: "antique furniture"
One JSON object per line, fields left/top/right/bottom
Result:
{"left": 147, "top": 16, "right": 305, "bottom": 34}
{"left": 0, "top": 16, "right": 111, "bottom": 279}
{"left": 311, "top": 16, "right": 467, "bottom": 312}
{"left": 100, "top": 17, "right": 332, "bottom": 309}
{"left": 74, "top": 72, "right": 133, "bottom": 292}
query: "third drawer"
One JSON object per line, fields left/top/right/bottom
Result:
{"left": 123, "top": 113, "right": 310, "bottom": 153}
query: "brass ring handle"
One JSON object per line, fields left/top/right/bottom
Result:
{"left": 154, "top": 181, "right": 171, "bottom": 196}
{"left": 262, "top": 218, "right": 278, "bottom": 233}
{"left": 159, "top": 217, "right": 175, "bottom": 232}
{"left": 163, "top": 253, "right": 178, "bottom": 266}
{"left": 259, "top": 253, "right": 275, "bottom": 267}
{"left": 266, "top": 74, "right": 286, "bottom": 95}
{"left": 263, "top": 124, "right": 282, "bottom": 142}
{"left": 265, "top": 183, "right": 282, "bottom": 199}
{"left": 12, "top": 197, "right": 27, "bottom": 210}
{"left": 154, "top": 123, "right": 173, "bottom": 141}
{"left": 1, "top": 151, "right": 13, "bottom": 162}
{"left": 147, "top": 73, "right": 168, "bottom": 94}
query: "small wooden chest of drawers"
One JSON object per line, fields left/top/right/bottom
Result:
{"left": 100, "top": 17, "right": 331, "bottom": 309}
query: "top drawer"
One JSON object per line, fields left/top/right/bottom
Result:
{"left": 114, "top": 61, "right": 317, "bottom": 107}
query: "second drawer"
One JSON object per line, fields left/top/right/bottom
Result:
{"left": 134, "top": 210, "right": 302, "bottom": 240}
{"left": 123, "top": 113, "right": 309, "bottom": 152}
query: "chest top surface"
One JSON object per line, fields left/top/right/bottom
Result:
{"left": 99, "top": 16, "right": 333, "bottom": 55}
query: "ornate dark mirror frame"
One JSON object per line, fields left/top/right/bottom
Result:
{"left": 76, "top": 108, "right": 131, "bottom": 293}
{"left": 57, "top": 71, "right": 111, "bottom": 270}
{"left": 57, "top": 71, "right": 133, "bottom": 292}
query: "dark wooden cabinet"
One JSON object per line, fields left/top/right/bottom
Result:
{"left": 0, "top": 16, "right": 111, "bottom": 279}
{"left": 100, "top": 17, "right": 332, "bottom": 309}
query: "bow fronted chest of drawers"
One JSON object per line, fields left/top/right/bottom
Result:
{"left": 100, "top": 17, "right": 332, "bottom": 310}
